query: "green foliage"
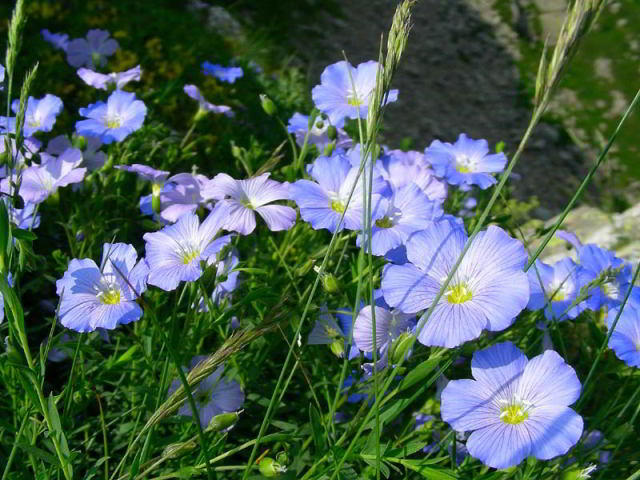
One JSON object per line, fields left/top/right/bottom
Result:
{"left": 0, "top": 1, "right": 638, "bottom": 480}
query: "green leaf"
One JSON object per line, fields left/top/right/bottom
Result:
{"left": 11, "top": 227, "right": 37, "bottom": 241}
{"left": 399, "top": 460, "right": 458, "bottom": 479}
{"left": 397, "top": 355, "right": 442, "bottom": 393}
{"left": 113, "top": 345, "right": 139, "bottom": 366}
{"left": 48, "top": 394, "right": 62, "bottom": 433}
{"left": 16, "top": 442, "right": 58, "bottom": 465}
{"left": 309, "top": 404, "right": 324, "bottom": 453}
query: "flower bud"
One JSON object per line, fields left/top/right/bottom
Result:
{"left": 326, "top": 125, "right": 337, "bottom": 141}
{"left": 72, "top": 135, "right": 87, "bottom": 150}
{"left": 275, "top": 451, "right": 289, "bottom": 466}
{"left": 323, "top": 142, "right": 335, "bottom": 157}
{"left": 258, "top": 457, "right": 287, "bottom": 477}
{"left": 75, "top": 230, "right": 85, "bottom": 242}
{"left": 259, "top": 94, "right": 277, "bottom": 117}
{"left": 329, "top": 339, "right": 345, "bottom": 358}
{"left": 322, "top": 273, "right": 340, "bottom": 294}
{"left": 205, "top": 411, "right": 240, "bottom": 433}
{"left": 307, "top": 109, "right": 319, "bottom": 129}
{"left": 388, "top": 332, "right": 414, "bottom": 365}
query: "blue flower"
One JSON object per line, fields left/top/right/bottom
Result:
{"left": 289, "top": 152, "right": 388, "bottom": 233}
{"left": 77, "top": 65, "right": 142, "bottom": 90}
{"left": 76, "top": 90, "right": 147, "bottom": 144}
{"left": 143, "top": 208, "right": 233, "bottom": 291}
{"left": 0, "top": 64, "right": 4, "bottom": 90}
{"left": 311, "top": 60, "right": 398, "bottom": 125}
{"left": 11, "top": 94, "right": 63, "bottom": 136}
{"left": 286, "top": 112, "right": 351, "bottom": 151}
{"left": 356, "top": 182, "right": 443, "bottom": 256}
{"left": 184, "top": 84, "right": 234, "bottom": 117}
{"left": 18, "top": 148, "right": 86, "bottom": 204}
{"left": 203, "top": 172, "right": 296, "bottom": 234}
{"left": 382, "top": 220, "right": 529, "bottom": 348}
{"left": 56, "top": 243, "right": 150, "bottom": 332}
{"left": 578, "top": 244, "right": 632, "bottom": 310}
{"left": 308, "top": 305, "right": 359, "bottom": 359}
{"left": 377, "top": 149, "right": 448, "bottom": 204}
{"left": 426, "top": 134, "right": 506, "bottom": 189}
{"left": 155, "top": 173, "right": 212, "bottom": 223}
{"left": 201, "top": 62, "right": 243, "bottom": 83}
{"left": 116, "top": 164, "right": 170, "bottom": 184}
{"left": 41, "top": 29, "right": 69, "bottom": 51}
{"left": 441, "top": 341, "right": 583, "bottom": 469}
{"left": 607, "top": 300, "right": 640, "bottom": 368}
{"left": 352, "top": 297, "right": 415, "bottom": 356}
{"left": 66, "top": 29, "right": 119, "bottom": 68}
{"left": 168, "top": 357, "right": 244, "bottom": 428}
{"left": 47, "top": 135, "right": 106, "bottom": 171}
{"left": 527, "top": 258, "right": 592, "bottom": 321}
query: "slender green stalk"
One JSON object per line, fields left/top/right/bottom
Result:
{"left": 96, "top": 393, "right": 110, "bottom": 480}
{"left": 1, "top": 408, "right": 30, "bottom": 480}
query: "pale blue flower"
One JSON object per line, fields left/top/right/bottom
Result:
{"left": 377, "top": 149, "right": 448, "bottom": 203}
{"left": 56, "top": 243, "right": 150, "bottom": 332}
{"left": 66, "top": 29, "right": 119, "bottom": 68}
{"left": 184, "top": 84, "right": 233, "bottom": 116}
{"left": 286, "top": 112, "right": 351, "bottom": 151}
{"left": 11, "top": 94, "right": 63, "bottom": 136}
{"left": 311, "top": 60, "right": 398, "bottom": 125}
{"left": 289, "top": 152, "right": 388, "bottom": 233}
{"left": 201, "top": 62, "right": 243, "bottom": 83}
{"left": 202, "top": 172, "right": 295, "bottom": 235}
{"left": 143, "top": 208, "right": 233, "bottom": 291}
{"left": 76, "top": 90, "right": 147, "bottom": 144}
{"left": 18, "top": 148, "right": 86, "bottom": 204}
{"left": 77, "top": 65, "right": 142, "bottom": 90}
{"left": 308, "top": 305, "right": 359, "bottom": 359}
{"left": 382, "top": 220, "right": 529, "bottom": 348}
{"left": 607, "top": 300, "right": 640, "bottom": 368}
{"left": 168, "top": 357, "right": 244, "bottom": 428}
{"left": 426, "top": 134, "right": 506, "bottom": 189}
{"left": 527, "top": 258, "right": 592, "bottom": 321}
{"left": 441, "top": 341, "right": 583, "bottom": 469}
{"left": 41, "top": 29, "right": 69, "bottom": 51}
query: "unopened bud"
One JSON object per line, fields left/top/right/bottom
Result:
{"left": 275, "top": 451, "right": 289, "bottom": 466}
{"left": 258, "top": 457, "right": 287, "bottom": 477}
{"left": 388, "top": 332, "right": 414, "bottom": 365}
{"left": 323, "top": 142, "right": 335, "bottom": 157}
{"left": 307, "top": 109, "right": 319, "bottom": 130}
{"left": 322, "top": 273, "right": 339, "bottom": 294}
{"left": 326, "top": 125, "right": 337, "bottom": 141}
{"left": 329, "top": 339, "right": 345, "bottom": 358}
{"left": 206, "top": 411, "right": 240, "bottom": 433}
{"left": 259, "top": 94, "right": 277, "bottom": 116}
{"left": 72, "top": 135, "right": 87, "bottom": 150}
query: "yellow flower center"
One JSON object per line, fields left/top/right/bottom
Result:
{"left": 446, "top": 283, "right": 472, "bottom": 304}
{"left": 375, "top": 216, "right": 394, "bottom": 229}
{"left": 347, "top": 93, "right": 364, "bottom": 106}
{"left": 455, "top": 155, "right": 473, "bottom": 173}
{"left": 98, "top": 288, "right": 121, "bottom": 305}
{"left": 182, "top": 249, "right": 200, "bottom": 265}
{"left": 106, "top": 118, "right": 122, "bottom": 128}
{"left": 330, "top": 200, "right": 345, "bottom": 213}
{"left": 500, "top": 404, "right": 529, "bottom": 425}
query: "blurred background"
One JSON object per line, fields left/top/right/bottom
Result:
{"left": 4, "top": 0, "right": 639, "bottom": 250}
